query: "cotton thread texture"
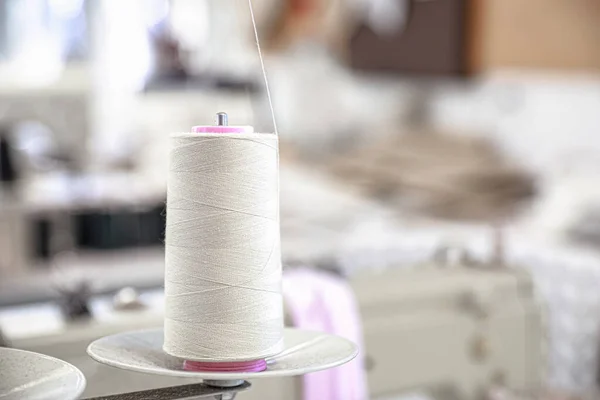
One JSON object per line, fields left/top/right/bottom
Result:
{"left": 164, "top": 132, "right": 284, "bottom": 361}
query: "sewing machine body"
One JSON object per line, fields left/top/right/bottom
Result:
{"left": 353, "top": 265, "right": 544, "bottom": 399}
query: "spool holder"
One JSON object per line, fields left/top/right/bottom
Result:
{"left": 87, "top": 327, "right": 357, "bottom": 400}
{"left": 84, "top": 114, "right": 358, "bottom": 399}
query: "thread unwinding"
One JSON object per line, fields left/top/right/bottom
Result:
{"left": 164, "top": 132, "right": 284, "bottom": 362}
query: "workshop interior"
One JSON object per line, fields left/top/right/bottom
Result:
{"left": 1, "top": 0, "right": 600, "bottom": 399}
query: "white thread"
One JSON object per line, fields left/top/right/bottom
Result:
{"left": 247, "top": 0, "right": 278, "bottom": 135}
{"left": 164, "top": 132, "right": 284, "bottom": 361}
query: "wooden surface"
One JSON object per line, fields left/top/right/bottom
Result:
{"left": 469, "top": 0, "right": 600, "bottom": 73}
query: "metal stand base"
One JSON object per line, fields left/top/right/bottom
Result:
{"left": 204, "top": 380, "right": 247, "bottom": 400}
{"left": 84, "top": 381, "right": 250, "bottom": 400}
{"left": 204, "top": 380, "right": 245, "bottom": 388}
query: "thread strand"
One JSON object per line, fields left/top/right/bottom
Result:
{"left": 248, "top": 0, "right": 278, "bottom": 135}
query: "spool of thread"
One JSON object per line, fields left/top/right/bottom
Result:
{"left": 164, "top": 113, "right": 284, "bottom": 372}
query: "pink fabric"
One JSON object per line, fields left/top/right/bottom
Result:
{"left": 283, "top": 268, "right": 368, "bottom": 400}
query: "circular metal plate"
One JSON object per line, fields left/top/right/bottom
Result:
{"left": 87, "top": 328, "right": 358, "bottom": 380}
{"left": 0, "top": 347, "right": 86, "bottom": 400}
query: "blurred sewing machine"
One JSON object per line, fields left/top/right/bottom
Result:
{"left": 0, "top": 67, "right": 91, "bottom": 274}
{"left": 354, "top": 259, "right": 543, "bottom": 399}
{"left": 1, "top": 254, "right": 543, "bottom": 400}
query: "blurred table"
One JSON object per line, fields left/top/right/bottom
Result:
{"left": 0, "top": 248, "right": 165, "bottom": 307}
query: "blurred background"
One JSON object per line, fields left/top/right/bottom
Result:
{"left": 1, "top": 0, "right": 600, "bottom": 399}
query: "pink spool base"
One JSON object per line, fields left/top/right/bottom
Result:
{"left": 183, "top": 359, "right": 267, "bottom": 373}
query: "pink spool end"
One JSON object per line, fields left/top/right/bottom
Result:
{"left": 192, "top": 126, "right": 254, "bottom": 134}
{"left": 183, "top": 359, "right": 267, "bottom": 373}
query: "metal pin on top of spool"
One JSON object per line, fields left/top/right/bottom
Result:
{"left": 216, "top": 112, "right": 228, "bottom": 127}
{"left": 192, "top": 113, "right": 254, "bottom": 134}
